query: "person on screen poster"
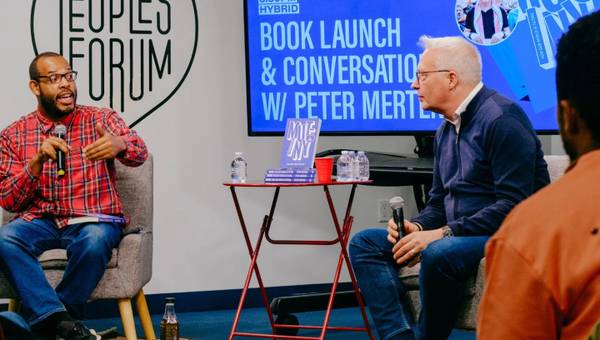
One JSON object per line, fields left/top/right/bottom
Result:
{"left": 462, "top": 0, "right": 511, "bottom": 45}
{"left": 478, "top": 11, "right": 600, "bottom": 339}
{"left": 349, "top": 36, "right": 550, "bottom": 340}
{"left": 456, "top": 1, "right": 468, "bottom": 27}
{"left": 456, "top": 0, "right": 473, "bottom": 30}
{"left": 0, "top": 52, "right": 148, "bottom": 340}
{"left": 502, "top": 0, "right": 522, "bottom": 30}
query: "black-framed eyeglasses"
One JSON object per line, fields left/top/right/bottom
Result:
{"left": 36, "top": 71, "right": 78, "bottom": 84}
{"left": 415, "top": 70, "right": 450, "bottom": 84}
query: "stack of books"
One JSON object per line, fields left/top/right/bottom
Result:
{"left": 264, "top": 168, "right": 316, "bottom": 183}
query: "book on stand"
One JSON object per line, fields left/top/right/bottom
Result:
{"left": 264, "top": 118, "right": 321, "bottom": 183}
{"left": 279, "top": 118, "right": 321, "bottom": 169}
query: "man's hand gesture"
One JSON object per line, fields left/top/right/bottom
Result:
{"left": 83, "top": 123, "right": 126, "bottom": 161}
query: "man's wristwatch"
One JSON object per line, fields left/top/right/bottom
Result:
{"left": 441, "top": 226, "right": 454, "bottom": 238}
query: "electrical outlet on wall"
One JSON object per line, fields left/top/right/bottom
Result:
{"left": 377, "top": 199, "right": 392, "bottom": 223}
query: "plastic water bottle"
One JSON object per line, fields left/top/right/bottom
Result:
{"left": 348, "top": 151, "right": 358, "bottom": 181}
{"left": 230, "top": 152, "right": 247, "bottom": 183}
{"left": 160, "top": 297, "right": 179, "bottom": 340}
{"left": 357, "top": 151, "right": 370, "bottom": 181}
{"left": 336, "top": 151, "right": 350, "bottom": 182}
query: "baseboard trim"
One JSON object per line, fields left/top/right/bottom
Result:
{"left": 83, "top": 282, "right": 355, "bottom": 319}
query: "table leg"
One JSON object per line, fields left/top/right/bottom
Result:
{"left": 229, "top": 187, "right": 281, "bottom": 339}
{"left": 322, "top": 185, "right": 375, "bottom": 340}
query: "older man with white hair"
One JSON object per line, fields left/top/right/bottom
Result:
{"left": 349, "top": 36, "right": 549, "bottom": 340}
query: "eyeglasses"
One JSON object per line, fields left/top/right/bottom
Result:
{"left": 415, "top": 70, "right": 450, "bottom": 85}
{"left": 36, "top": 71, "right": 78, "bottom": 84}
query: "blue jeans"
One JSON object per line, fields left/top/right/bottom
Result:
{"left": 0, "top": 218, "right": 121, "bottom": 326}
{"left": 349, "top": 228, "right": 488, "bottom": 340}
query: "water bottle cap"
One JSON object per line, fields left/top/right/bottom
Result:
{"left": 358, "top": 151, "right": 365, "bottom": 155}
{"left": 235, "top": 152, "right": 243, "bottom": 156}
{"left": 341, "top": 150, "right": 348, "bottom": 154}
{"left": 165, "top": 297, "right": 176, "bottom": 303}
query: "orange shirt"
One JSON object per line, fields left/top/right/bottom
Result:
{"left": 478, "top": 150, "right": 600, "bottom": 340}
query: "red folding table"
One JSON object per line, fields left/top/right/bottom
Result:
{"left": 224, "top": 180, "right": 375, "bottom": 339}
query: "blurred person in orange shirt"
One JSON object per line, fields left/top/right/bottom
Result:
{"left": 477, "top": 10, "right": 600, "bottom": 340}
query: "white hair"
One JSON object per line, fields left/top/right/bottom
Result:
{"left": 418, "top": 36, "right": 482, "bottom": 85}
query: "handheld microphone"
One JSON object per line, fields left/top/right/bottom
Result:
{"left": 389, "top": 196, "right": 406, "bottom": 239}
{"left": 55, "top": 124, "right": 67, "bottom": 176}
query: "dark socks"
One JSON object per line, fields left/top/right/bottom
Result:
{"left": 33, "top": 311, "right": 73, "bottom": 330}
{"left": 31, "top": 311, "right": 73, "bottom": 339}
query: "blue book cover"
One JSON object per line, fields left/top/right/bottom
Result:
{"left": 264, "top": 177, "right": 316, "bottom": 183}
{"left": 279, "top": 118, "right": 321, "bottom": 169}
{"left": 67, "top": 214, "right": 126, "bottom": 225}
{"left": 265, "top": 174, "right": 316, "bottom": 180}
{"left": 266, "top": 169, "right": 316, "bottom": 175}
{"left": 265, "top": 174, "right": 316, "bottom": 179}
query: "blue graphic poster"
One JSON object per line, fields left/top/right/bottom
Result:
{"left": 245, "top": 0, "right": 599, "bottom": 134}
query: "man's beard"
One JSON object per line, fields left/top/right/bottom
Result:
{"left": 39, "top": 90, "right": 76, "bottom": 120}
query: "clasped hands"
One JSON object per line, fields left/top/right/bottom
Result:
{"left": 471, "top": 32, "right": 505, "bottom": 45}
{"left": 387, "top": 219, "right": 443, "bottom": 267}
{"left": 30, "top": 123, "right": 126, "bottom": 176}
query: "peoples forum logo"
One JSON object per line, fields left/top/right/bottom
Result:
{"left": 30, "top": 0, "right": 198, "bottom": 127}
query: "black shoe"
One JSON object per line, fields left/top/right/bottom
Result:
{"left": 55, "top": 320, "right": 98, "bottom": 340}
{"left": 31, "top": 329, "right": 55, "bottom": 340}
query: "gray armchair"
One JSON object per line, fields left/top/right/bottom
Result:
{"left": 399, "top": 154, "right": 571, "bottom": 330}
{"left": 0, "top": 155, "right": 155, "bottom": 340}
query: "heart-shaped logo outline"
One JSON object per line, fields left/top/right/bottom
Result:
{"left": 29, "top": 0, "right": 199, "bottom": 128}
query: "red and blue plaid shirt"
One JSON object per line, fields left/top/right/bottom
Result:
{"left": 0, "top": 105, "right": 148, "bottom": 228}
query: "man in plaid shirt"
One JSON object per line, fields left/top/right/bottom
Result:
{"left": 0, "top": 52, "right": 147, "bottom": 340}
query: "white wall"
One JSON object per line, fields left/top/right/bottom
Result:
{"left": 0, "top": 1, "right": 417, "bottom": 294}
{"left": 0, "top": 1, "right": 563, "bottom": 295}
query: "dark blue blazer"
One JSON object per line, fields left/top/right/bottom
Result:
{"left": 412, "top": 86, "right": 550, "bottom": 236}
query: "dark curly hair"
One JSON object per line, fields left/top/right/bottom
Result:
{"left": 556, "top": 10, "right": 600, "bottom": 143}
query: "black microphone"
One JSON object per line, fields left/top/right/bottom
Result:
{"left": 55, "top": 124, "right": 67, "bottom": 176}
{"left": 389, "top": 196, "right": 406, "bottom": 240}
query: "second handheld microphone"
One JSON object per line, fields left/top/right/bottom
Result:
{"left": 389, "top": 196, "right": 406, "bottom": 239}
{"left": 55, "top": 124, "right": 67, "bottom": 176}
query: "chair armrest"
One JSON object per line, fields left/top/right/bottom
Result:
{"left": 123, "top": 224, "right": 143, "bottom": 236}
{"left": 117, "top": 230, "right": 153, "bottom": 276}
{"left": 473, "top": 258, "right": 486, "bottom": 300}
{"left": 90, "top": 229, "right": 153, "bottom": 299}
{"left": 455, "top": 258, "right": 486, "bottom": 330}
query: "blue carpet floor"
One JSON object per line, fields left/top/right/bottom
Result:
{"left": 85, "top": 307, "right": 475, "bottom": 339}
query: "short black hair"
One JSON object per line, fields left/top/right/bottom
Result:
{"left": 556, "top": 10, "right": 600, "bottom": 142}
{"left": 29, "top": 51, "right": 62, "bottom": 80}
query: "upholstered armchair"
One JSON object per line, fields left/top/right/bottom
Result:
{"left": 399, "top": 154, "right": 571, "bottom": 330}
{"left": 0, "top": 154, "right": 155, "bottom": 340}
